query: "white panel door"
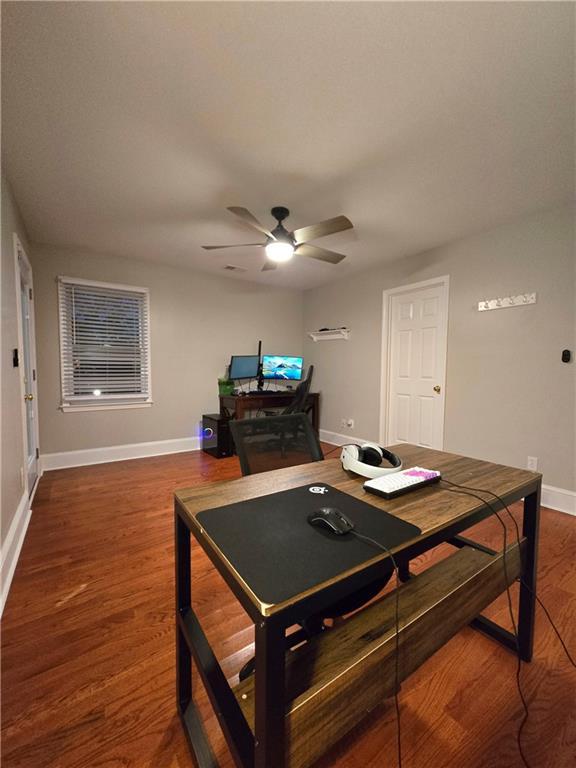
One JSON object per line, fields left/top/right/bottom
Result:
{"left": 385, "top": 280, "right": 448, "bottom": 448}
{"left": 15, "top": 236, "right": 40, "bottom": 494}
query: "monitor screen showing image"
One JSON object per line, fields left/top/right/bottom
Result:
{"left": 262, "top": 355, "right": 303, "bottom": 381}
{"left": 229, "top": 355, "right": 260, "bottom": 380}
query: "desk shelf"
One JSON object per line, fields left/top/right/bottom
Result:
{"left": 233, "top": 540, "right": 524, "bottom": 768}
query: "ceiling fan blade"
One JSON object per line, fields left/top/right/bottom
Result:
{"left": 295, "top": 243, "right": 347, "bottom": 264}
{"left": 261, "top": 260, "right": 278, "bottom": 271}
{"left": 202, "top": 243, "right": 264, "bottom": 250}
{"left": 227, "top": 207, "right": 275, "bottom": 239}
{"left": 291, "top": 215, "right": 353, "bottom": 244}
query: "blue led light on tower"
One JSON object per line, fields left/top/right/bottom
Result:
{"left": 262, "top": 355, "right": 303, "bottom": 381}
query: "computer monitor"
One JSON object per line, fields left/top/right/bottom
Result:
{"left": 262, "top": 355, "right": 304, "bottom": 381}
{"left": 229, "top": 355, "right": 260, "bottom": 380}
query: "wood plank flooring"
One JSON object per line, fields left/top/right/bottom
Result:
{"left": 1, "top": 447, "right": 575, "bottom": 768}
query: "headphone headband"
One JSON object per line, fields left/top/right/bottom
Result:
{"left": 340, "top": 442, "right": 402, "bottom": 479}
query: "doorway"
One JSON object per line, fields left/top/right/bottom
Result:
{"left": 14, "top": 235, "right": 40, "bottom": 494}
{"left": 380, "top": 276, "right": 449, "bottom": 449}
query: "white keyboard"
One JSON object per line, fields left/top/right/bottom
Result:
{"left": 363, "top": 467, "right": 441, "bottom": 499}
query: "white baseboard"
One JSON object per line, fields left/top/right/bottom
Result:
{"left": 320, "top": 431, "right": 576, "bottom": 517}
{"left": 1, "top": 491, "right": 33, "bottom": 616}
{"left": 542, "top": 484, "right": 576, "bottom": 516}
{"left": 319, "top": 429, "right": 371, "bottom": 447}
{"left": 42, "top": 436, "right": 201, "bottom": 471}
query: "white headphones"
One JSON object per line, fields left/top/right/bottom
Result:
{"left": 340, "top": 442, "right": 403, "bottom": 479}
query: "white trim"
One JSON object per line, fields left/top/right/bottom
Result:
{"left": 319, "top": 429, "right": 372, "bottom": 448}
{"left": 542, "top": 484, "right": 576, "bottom": 516}
{"left": 60, "top": 400, "right": 153, "bottom": 413}
{"left": 1, "top": 490, "right": 33, "bottom": 616}
{"left": 379, "top": 275, "right": 450, "bottom": 449}
{"left": 41, "top": 436, "right": 201, "bottom": 471}
{"left": 57, "top": 275, "right": 149, "bottom": 294}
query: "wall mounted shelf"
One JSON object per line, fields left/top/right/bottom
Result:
{"left": 478, "top": 293, "right": 536, "bottom": 312}
{"left": 308, "top": 328, "right": 350, "bottom": 342}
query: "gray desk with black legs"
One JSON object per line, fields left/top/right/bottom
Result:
{"left": 174, "top": 443, "right": 541, "bottom": 768}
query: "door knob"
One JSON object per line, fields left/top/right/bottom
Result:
{"left": 24, "top": 393, "right": 34, "bottom": 401}
{"left": 433, "top": 385, "right": 441, "bottom": 394}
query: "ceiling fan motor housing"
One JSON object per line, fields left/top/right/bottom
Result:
{"left": 269, "top": 207, "right": 294, "bottom": 244}
{"left": 271, "top": 206, "right": 290, "bottom": 223}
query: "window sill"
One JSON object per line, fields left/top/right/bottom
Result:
{"left": 60, "top": 400, "right": 153, "bottom": 413}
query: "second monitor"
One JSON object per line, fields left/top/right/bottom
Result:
{"left": 229, "top": 355, "right": 260, "bottom": 380}
{"left": 262, "top": 355, "right": 303, "bottom": 381}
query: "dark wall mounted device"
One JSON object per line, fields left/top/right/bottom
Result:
{"left": 13, "top": 348, "right": 19, "bottom": 367}
{"left": 562, "top": 349, "right": 571, "bottom": 363}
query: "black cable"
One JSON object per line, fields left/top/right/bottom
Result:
{"left": 438, "top": 482, "right": 532, "bottom": 768}
{"left": 323, "top": 444, "right": 341, "bottom": 457}
{"left": 323, "top": 443, "right": 355, "bottom": 458}
{"left": 349, "top": 530, "right": 402, "bottom": 768}
{"left": 528, "top": 587, "right": 575, "bottom": 667}
{"left": 441, "top": 478, "right": 524, "bottom": 552}
{"left": 441, "top": 479, "right": 575, "bottom": 667}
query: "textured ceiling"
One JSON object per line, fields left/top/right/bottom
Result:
{"left": 2, "top": 1, "right": 574, "bottom": 289}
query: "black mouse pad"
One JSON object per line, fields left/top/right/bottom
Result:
{"left": 196, "top": 484, "right": 421, "bottom": 605}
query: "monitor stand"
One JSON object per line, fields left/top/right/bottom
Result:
{"left": 256, "top": 339, "right": 264, "bottom": 391}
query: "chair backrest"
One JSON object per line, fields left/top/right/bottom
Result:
{"left": 283, "top": 364, "right": 314, "bottom": 415}
{"left": 230, "top": 412, "right": 324, "bottom": 476}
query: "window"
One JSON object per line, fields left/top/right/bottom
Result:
{"left": 58, "top": 277, "right": 151, "bottom": 411}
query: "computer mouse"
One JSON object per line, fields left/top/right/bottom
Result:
{"left": 307, "top": 507, "right": 355, "bottom": 535}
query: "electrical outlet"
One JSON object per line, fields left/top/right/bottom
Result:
{"left": 346, "top": 419, "right": 355, "bottom": 429}
{"left": 527, "top": 456, "right": 538, "bottom": 471}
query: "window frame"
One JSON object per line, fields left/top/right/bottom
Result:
{"left": 57, "top": 276, "right": 153, "bottom": 412}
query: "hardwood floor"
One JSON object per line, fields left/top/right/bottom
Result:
{"left": 1, "top": 447, "right": 575, "bottom": 768}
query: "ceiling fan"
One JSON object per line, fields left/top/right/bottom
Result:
{"left": 202, "top": 206, "right": 353, "bottom": 271}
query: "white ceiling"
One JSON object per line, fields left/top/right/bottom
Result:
{"left": 2, "top": 1, "right": 574, "bottom": 290}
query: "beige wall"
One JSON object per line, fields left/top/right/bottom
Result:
{"left": 1, "top": 173, "right": 31, "bottom": 542}
{"left": 6, "top": 192, "right": 575, "bottom": 503}
{"left": 304, "top": 206, "right": 575, "bottom": 491}
{"left": 31, "top": 245, "right": 304, "bottom": 454}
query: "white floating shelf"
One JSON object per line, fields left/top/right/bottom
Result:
{"left": 308, "top": 328, "right": 350, "bottom": 341}
{"left": 478, "top": 293, "right": 537, "bottom": 312}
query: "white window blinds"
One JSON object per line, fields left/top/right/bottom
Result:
{"left": 58, "top": 277, "right": 151, "bottom": 407}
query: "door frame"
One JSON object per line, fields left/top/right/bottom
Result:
{"left": 379, "top": 275, "right": 450, "bottom": 448}
{"left": 14, "top": 234, "right": 40, "bottom": 497}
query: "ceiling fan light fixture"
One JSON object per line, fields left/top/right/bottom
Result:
{"left": 265, "top": 240, "right": 294, "bottom": 263}
{"left": 204, "top": 206, "right": 353, "bottom": 270}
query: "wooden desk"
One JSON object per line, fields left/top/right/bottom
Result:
{"left": 219, "top": 391, "right": 320, "bottom": 432}
{"left": 174, "top": 444, "right": 541, "bottom": 768}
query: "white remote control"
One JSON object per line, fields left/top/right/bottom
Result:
{"left": 364, "top": 467, "right": 441, "bottom": 499}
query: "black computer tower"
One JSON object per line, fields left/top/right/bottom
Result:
{"left": 202, "top": 413, "right": 233, "bottom": 458}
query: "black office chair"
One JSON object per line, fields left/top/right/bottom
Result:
{"left": 230, "top": 412, "right": 323, "bottom": 476}
{"left": 283, "top": 364, "right": 314, "bottom": 414}
{"left": 263, "top": 365, "right": 314, "bottom": 419}
{"left": 230, "top": 413, "right": 393, "bottom": 680}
